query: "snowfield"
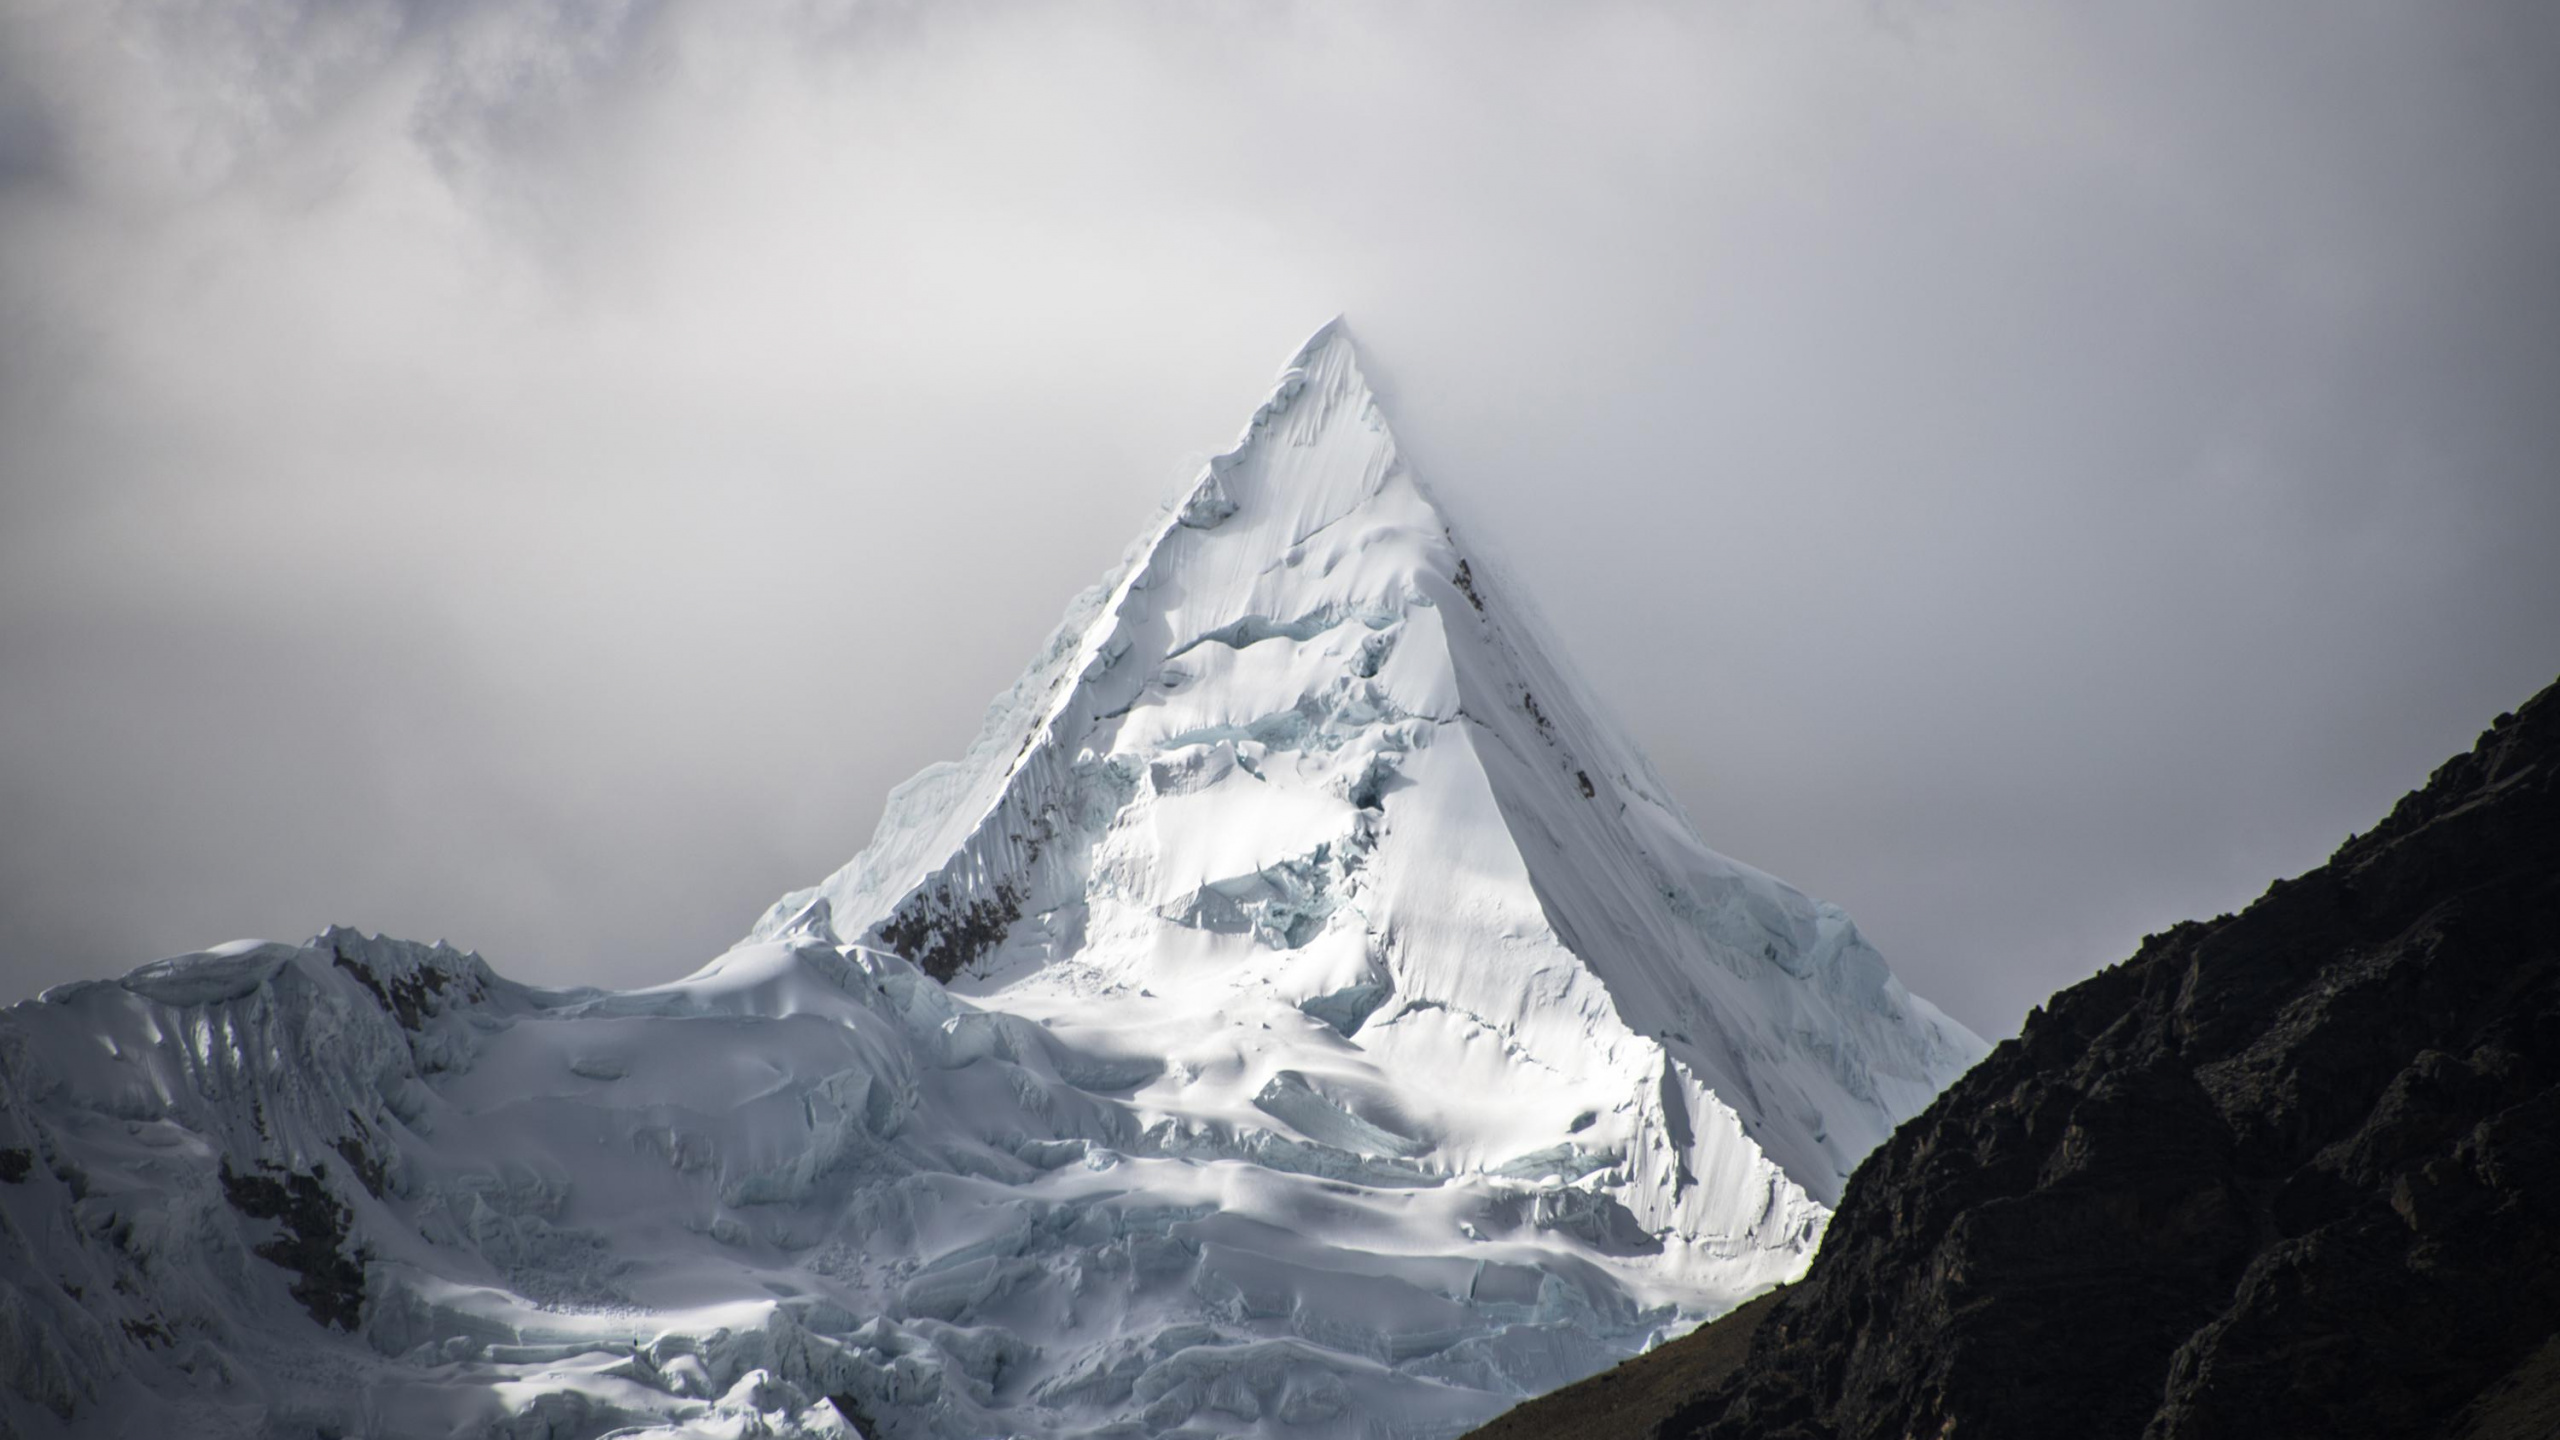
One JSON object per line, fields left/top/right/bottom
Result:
{"left": 0, "top": 324, "right": 1982, "bottom": 1439}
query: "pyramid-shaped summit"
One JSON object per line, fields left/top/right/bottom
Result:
{"left": 757, "top": 319, "right": 1983, "bottom": 1226}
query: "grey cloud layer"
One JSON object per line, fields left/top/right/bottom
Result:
{"left": 3, "top": 0, "right": 2554, "bottom": 1035}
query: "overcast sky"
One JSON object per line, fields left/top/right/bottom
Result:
{"left": 3, "top": 0, "right": 2553, "bottom": 1037}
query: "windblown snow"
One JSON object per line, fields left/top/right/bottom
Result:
{"left": 0, "top": 324, "right": 1984, "bottom": 1439}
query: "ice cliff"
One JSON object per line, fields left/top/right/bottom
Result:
{"left": 0, "top": 322, "right": 1983, "bottom": 1439}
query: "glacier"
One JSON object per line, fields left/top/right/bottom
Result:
{"left": 0, "top": 322, "right": 1983, "bottom": 1439}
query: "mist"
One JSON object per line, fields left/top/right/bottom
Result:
{"left": 3, "top": 0, "right": 2554, "bottom": 1037}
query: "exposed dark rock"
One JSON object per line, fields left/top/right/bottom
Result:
{"left": 0, "top": 1147, "right": 30, "bottom": 1183}
{"left": 876, "top": 878, "right": 1026, "bottom": 983}
{"left": 1651, "top": 677, "right": 2560, "bottom": 1440}
{"left": 1468, "top": 677, "right": 2560, "bottom": 1440}
{"left": 331, "top": 941, "right": 477, "bottom": 1031}
{"left": 219, "top": 1160, "right": 365, "bottom": 1331}
{"left": 1453, "top": 558, "right": 1486, "bottom": 612}
{"left": 333, "top": 1126, "right": 388, "bottom": 1200}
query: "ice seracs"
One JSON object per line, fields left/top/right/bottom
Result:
{"left": 0, "top": 322, "right": 1984, "bottom": 1440}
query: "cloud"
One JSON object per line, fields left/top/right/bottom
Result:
{"left": 3, "top": 0, "right": 2555, "bottom": 1032}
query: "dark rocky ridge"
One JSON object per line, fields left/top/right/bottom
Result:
{"left": 1476, "top": 676, "right": 2560, "bottom": 1440}
{"left": 216, "top": 1160, "right": 365, "bottom": 1332}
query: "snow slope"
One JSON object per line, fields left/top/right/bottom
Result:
{"left": 0, "top": 324, "right": 1982, "bottom": 1439}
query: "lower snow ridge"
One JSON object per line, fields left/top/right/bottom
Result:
{"left": 1, "top": 929, "right": 1820, "bottom": 1439}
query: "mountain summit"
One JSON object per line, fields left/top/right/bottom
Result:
{"left": 755, "top": 319, "right": 1980, "bottom": 1216}
{"left": 0, "top": 324, "right": 1979, "bottom": 1439}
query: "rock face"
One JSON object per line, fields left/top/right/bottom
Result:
{"left": 1638, "top": 678, "right": 2560, "bottom": 1439}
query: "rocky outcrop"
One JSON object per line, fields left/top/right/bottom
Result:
{"left": 1670, "top": 676, "right": 2560, "bottom": 1438}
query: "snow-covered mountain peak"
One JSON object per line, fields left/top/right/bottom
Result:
{"left": 1, "top": 325, "right": 1983, "bottom": 1440}
{"left": 753, "top": 319, "right": 1979, "bottom": 1212}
